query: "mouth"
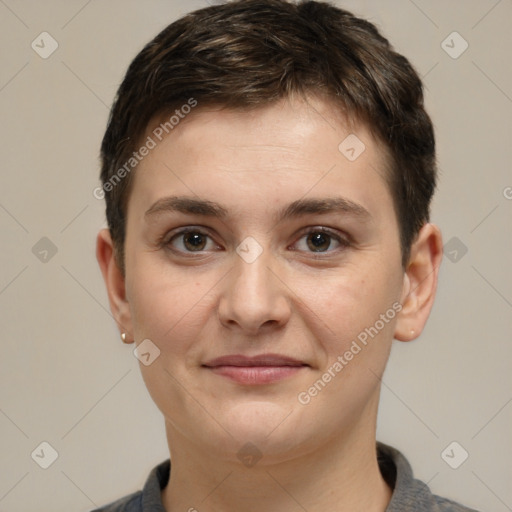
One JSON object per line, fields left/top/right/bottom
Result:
{"left": 202, "top": 354, "right": 309, "bottom": 385}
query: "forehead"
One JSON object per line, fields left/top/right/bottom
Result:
{"left": 128, "top": 96, "right": 394, "bottom": 222}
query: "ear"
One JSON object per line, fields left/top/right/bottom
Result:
{"left": 96, "top": 229, "right": 134, "bottom": 343}
{"left": 394, "top": 223, "right": 443, "bottom": 342}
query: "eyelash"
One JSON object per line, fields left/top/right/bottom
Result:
{"left": 161, "top": 226, "right": 351, "bottom": 256}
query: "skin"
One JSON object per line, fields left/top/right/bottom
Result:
{"left": 97, "top": 95, "right": 443, "bottom": 512}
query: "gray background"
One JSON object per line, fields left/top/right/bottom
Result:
{"left": 0, "top": 1, "right": 511, "bottom": 510}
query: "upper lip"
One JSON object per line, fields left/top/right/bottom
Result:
{"left": 203, "top": 354, "right": 308, "bottom": 368}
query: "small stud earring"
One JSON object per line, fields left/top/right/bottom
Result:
{"left": 121, "top": 332, "right": 127, "bottom": 342}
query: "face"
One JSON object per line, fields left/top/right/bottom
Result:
{"left": 101, "top": 96, "right": 428, "bottom": 464}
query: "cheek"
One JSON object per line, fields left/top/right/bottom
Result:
{"left": 293, "top": 273, "right": 401, "bottom": 416}
{"left": 296, "top": 258, "right": 402, "bottom": 363}
{"left": 308, "top": 266, "right": 400, "bottom": 324}
{"left": 126, "top": 256, "right": 218, "bottom": 358}
{"left": 125, "top": 263, "right": 219, "bottom": 415}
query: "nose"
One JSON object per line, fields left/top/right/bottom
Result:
{"left": 217, "top": 250, "right": 291, "bottom": 336}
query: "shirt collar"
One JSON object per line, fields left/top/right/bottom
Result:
{"left": 140, "top": 442, "right": 443, "bottom": 512}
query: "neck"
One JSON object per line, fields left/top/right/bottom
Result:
{"left": 161, "top": 418, "right": 392, "bottom": 512}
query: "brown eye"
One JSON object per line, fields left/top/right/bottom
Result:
{"left": 306, "top": 232, "right": 332, "bottom": 252}
{"left": 182, "top": 232, "right": 207, "bottom": 251}
{"left": 167, "top": 230, "right": 216, "bottom": 253}
{"left": 293, "top": 228, "right": 350, "bottom": 255}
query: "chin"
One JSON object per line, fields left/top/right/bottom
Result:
{"left": 213, "top": 400, "right": 310, "bottom": 457}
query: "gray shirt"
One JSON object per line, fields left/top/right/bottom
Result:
{"left": 92, "top": 443, "right": 480, "bottom": 511}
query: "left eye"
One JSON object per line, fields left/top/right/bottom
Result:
{"left": 294, "top": 230, "right": 347, "bottom": 253}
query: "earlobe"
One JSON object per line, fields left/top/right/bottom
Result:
{"left": 96, "top": 229, "right": 134, "bottom": 343}
{"left": 394, "top": 223, "right": 443, "bottom": 342}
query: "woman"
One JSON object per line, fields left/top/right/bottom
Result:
{"left": 95, "top": 1, "right": 478, "bottom": 510}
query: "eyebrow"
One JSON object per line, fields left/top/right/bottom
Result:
{"left": 279, "top": 197, "right": 371, "bottom": 222}
{"left": 145, "top": 196, "right": 228, "bottom": 220}
{"left": 144, "top": 195, "right": 371, "bottom": 223}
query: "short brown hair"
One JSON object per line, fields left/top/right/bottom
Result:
{"left": 100, "top": 0, "right": 436, "bottom": 271}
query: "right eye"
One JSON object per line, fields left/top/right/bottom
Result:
{"left": 165, "top": 229, "right": 220, "bottom": 254}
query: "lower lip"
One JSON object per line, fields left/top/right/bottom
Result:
{"left": 206, "top": 365, "right": 306, "bottom": 385}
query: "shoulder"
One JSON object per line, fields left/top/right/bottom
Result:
{"left": 377, "top": 442, "right": 482, "bottom": 512}
{"left": 90, "top": 491, "right": 142, "bottom": 512}
{"left": 434, "top": 495, "right": 480, "bottom": 512}
{"left": 91, "top": 459, "right": 170, "bottom": 512}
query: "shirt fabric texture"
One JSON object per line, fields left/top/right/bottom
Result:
{"left": 92, "top": 442, "right": 480, "bottom": 512}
